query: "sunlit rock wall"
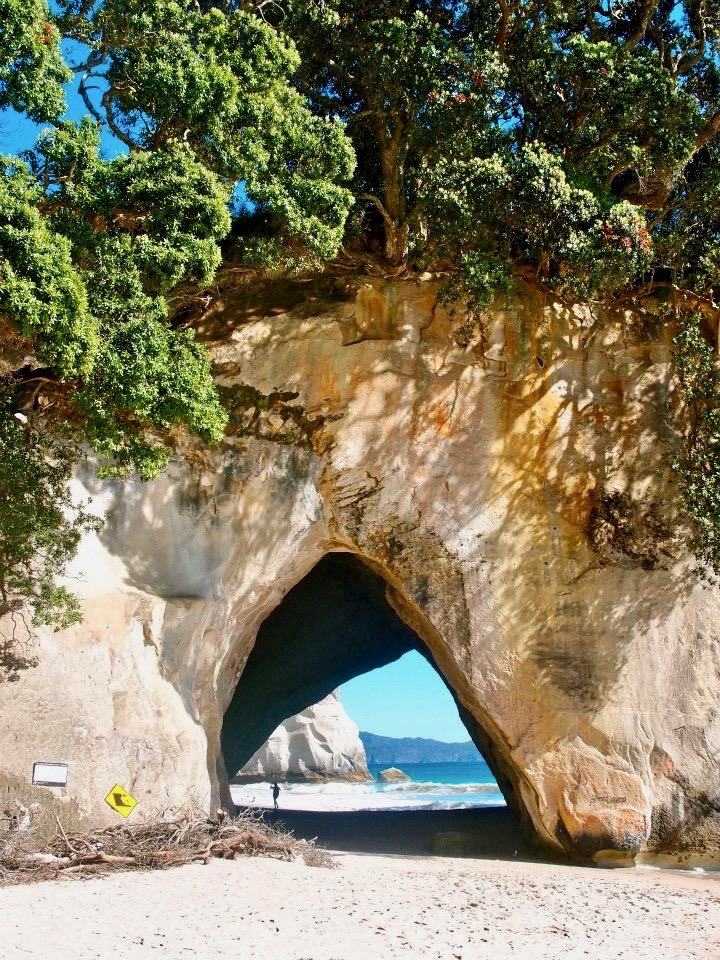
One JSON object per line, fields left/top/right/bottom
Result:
{"left": 1, "top": 275, "right": 719, "bottom": 863}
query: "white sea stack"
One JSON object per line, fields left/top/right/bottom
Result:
{"left": 236, "top": 690, "right": 371, "bottom": 782}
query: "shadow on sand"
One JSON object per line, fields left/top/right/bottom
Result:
{"left": 237, "top": 806, "right": 539, "bottom": 860}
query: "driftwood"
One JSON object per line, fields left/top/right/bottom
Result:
{"left": 0, "top": 807, "right": 334, "bottom": 885}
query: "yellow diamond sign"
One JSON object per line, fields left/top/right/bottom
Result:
{"left": 105, "top": 784, "right": 138, "bottom": 818}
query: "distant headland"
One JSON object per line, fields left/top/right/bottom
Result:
{"left": 360, "top": 732, "right": 483, "bottom": 765}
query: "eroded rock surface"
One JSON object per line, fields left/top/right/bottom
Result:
{"left": 235, "top": 690, "right": 370, "bottom": 782}
{"left": 378, "top": 768, "right": 411, "bottom": 783}
{"left": 1, "top": 275, "right": 719, "bottom": 863}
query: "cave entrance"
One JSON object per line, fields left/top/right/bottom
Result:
{"left": 221, "top": 553, "right": 424, "bottom": 780}
{"left": 220, "top": 552, "right": 530, "bottom": 857}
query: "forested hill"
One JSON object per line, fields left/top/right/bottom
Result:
{"left": 360, "top": 732, "right": 482, "bottom": 764}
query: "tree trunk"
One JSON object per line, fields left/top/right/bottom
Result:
{"left": 382, "top": 220, "right": 410, "bottom": 266}
{"left": 379, "top": 141, "right": 409, "bottom": 265}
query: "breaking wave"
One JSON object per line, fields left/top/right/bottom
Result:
{"left": 230, "top": 777, "right": 506, "bottom": 812}
{"left": 284, "top": 781, "right": 500, "bottom": 795}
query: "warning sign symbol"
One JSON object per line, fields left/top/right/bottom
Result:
{"left": 105, "top": 784, "right": 138, "bottom": 817}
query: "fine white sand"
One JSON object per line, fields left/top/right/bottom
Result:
{"left": 1, "top": 851, "right": 718, "bottom": 960}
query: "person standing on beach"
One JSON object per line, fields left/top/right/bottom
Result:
{"left": 271, "top": 781, "right": 280, "bottom": 809}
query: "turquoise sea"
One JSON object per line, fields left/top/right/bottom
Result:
{"left": 231, "top": 760, "right": 504, "bottom": 811}
{"left": 369, "top": 760, "right": 497, "bottom": 786}
{"left": 366, "top": 760, "right": 504, "bottom": 809}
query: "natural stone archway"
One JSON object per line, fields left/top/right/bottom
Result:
{"left": 220, "top": 551, "right": 530, "bottom": 838}
{"left": 221, "top": 553, "right": 423, "bottom": 779}
{"left": 1, "top": 275, "right": 720, "bottom": 864}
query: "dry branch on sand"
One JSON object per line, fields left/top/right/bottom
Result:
{"left": 0, "top": 807, "right": 335, "bottom": 885}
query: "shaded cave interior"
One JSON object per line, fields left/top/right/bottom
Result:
{"left": 220, "top": 552, "right": 530, "bottom": 840}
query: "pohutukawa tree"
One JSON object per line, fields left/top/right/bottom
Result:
{"left": 1, "top": 0, "right": 720, "bottom": 674}
{"left": 283, "top": 2, "right": 719, "bottom": 295}
{"left": 0, "top": 0, "right": 354, "bottom": 666}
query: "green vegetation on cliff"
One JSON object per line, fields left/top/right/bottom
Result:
{"left": 284, "top": 2, "right": 717, "bottom": 299}
{"left": 0, "top": 0, "right": 354, "bottom": 662}
{"left": 2, "top": 1, "right": 720, "bottom": 671}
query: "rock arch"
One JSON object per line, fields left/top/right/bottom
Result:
{"left": 220, "top": 551, "right": 531, "bottom": 839}
{"left": 221, "top": 552, "right": 422, "bottom": 779}
{"left": 1, "top": 276, "right": 719, "bottom": 863}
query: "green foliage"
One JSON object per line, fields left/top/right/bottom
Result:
{"left": 285, "top": 1, "right": 718, "bottom": 294}
{"left": 0, "top": 157, "right": 96, "bottom": 377}
{"left": 505, "top": 23, "right": 700, "bottom": 190}
{"left": 74, "top": 239, "right": 228, "bottom": 479}
{"left": 428, "top": 143, "right": 654, "bottom": 300}
{"left": 0, "top": 1, "right": 357, "bottom": 666}
{"left": 0, "top": 0, "right": 70, "bottom": 121}
{"left": 673, "top": 315, "right": 720, "bottom": 575}
{"left": 285, "top": 1, "right": 512, "bottom": 263}
{"left": 0, "top": 394, "right": 100, "bottom": 679}
{"left": 56, "top": 0, "right": 356, "bottom": 267}
{"left": 439, "top": 252, "right": 512, "bottom": 313}
{"left": 8, "top": 122, "right": 232, "bottom": 480}
{"left": 31, "top": 126, "right": 233, "bottom": 293}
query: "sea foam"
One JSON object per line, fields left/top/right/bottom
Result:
{"left": 230, "top": 778, "right": 506, "bottom": 812}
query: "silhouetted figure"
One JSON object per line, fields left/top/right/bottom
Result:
{"left": 271, "top": 781, "right": 280, "bottom": 809}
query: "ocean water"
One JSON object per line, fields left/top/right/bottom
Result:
{"left": 230, "top": 761, "right": 504, "bottom": 812}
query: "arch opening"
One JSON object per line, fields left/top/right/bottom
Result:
{"left": 221, "top": 553, "right": 423, "bottom": 779}
{"left": 342, "top": 648, "right": 476, "bottom": 744}
{"left": 220, "top": 552, "right": 534, "bottom": 850}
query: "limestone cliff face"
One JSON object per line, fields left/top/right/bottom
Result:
{"left": 235, "top": 690, "right": 370, "bottom": 782}
{"left": 1, "top": 275, "right": 719, "bottom": 864}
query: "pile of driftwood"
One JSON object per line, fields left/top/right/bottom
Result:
{"left": 0, "top": 806, "right": 334, "bottom": 885}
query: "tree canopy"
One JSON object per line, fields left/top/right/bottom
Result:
{"left": 0, "top": 0, "right": 355, "bottom": 665}
{"left": 2, "top": 1, "right": 720, "bottom": 674}
{"left": 282, "top": 1, "right": 720, "bottom": 302}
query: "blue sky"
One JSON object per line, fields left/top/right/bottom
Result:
{"left": 0, "top": 38, "right": 125, "bottom": 160}
{"left": 0, "top": 104, "right": 51, "bottom": 156}
{"left": 340, "top": 651, "right": 470, "bottom": 742}
{"left": 0, "top": 108, "right": 43, "bottom": 156}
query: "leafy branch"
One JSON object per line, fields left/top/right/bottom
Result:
{"left": 673, "top": 314, "right": 720, "bottom": 576}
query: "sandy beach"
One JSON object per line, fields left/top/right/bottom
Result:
{"left": 1, "top": 810, "right": 718, "bottom": 960}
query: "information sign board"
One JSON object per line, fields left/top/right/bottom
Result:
{"left": 32, "top": 762, "right": 68, "bottom": 787}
